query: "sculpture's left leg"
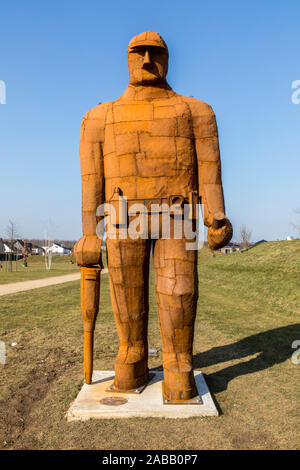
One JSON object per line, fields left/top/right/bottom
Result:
{"left": 154, "top": 238, "right": 198, "bottom": 401}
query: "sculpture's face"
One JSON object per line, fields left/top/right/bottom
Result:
{"left": 128, "top": 46, "right": 169, "bottom": 86}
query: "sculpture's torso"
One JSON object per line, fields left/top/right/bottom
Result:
{"left": 103, "top": 92, "right": 197, "bottom": 201}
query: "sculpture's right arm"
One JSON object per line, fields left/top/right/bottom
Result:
{"left": 74, "top": 108, "right": 106, "bottom": 266}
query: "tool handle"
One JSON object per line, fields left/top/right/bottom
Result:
{"left": 80, "top": 266, "right": 101, "bottom": 384}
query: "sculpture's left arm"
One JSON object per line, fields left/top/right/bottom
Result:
{"left": 74, "top": 103, "right": 108, "bottom": 266}
{"left": 186, "top": 98, "right": 233, "bottom": 250}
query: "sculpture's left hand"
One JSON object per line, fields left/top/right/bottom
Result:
{"left": 207, "top": 212, "right": 233, "bottom": 251}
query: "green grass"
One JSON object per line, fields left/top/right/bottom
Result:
{"left": 0, "top": 255, "right": 79, "bottom": 284}
{"left": 0, "top": 241, "right": 299, "bottom": 450}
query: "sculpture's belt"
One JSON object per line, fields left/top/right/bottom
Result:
{"left": 105, "top": 196, "right": 189, "bottom": 214}
{"left": 105, "top": 192, "right": 199, "bottom": 222}
{"left": 126, "top": 196, "right": 186, "bottom": 214}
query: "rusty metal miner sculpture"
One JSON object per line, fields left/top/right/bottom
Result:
{"left": 74, "top": 31, "right": 232, "bottom": 402}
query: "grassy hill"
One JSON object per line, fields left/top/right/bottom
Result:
{"left": 0, "top": 240, "right": 299, "bottom": 449}
{"left": 195, "top": 241, "right": 300, "bottom": 336}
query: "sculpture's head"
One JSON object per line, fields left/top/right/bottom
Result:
{"left": 128, "top": 31, "right": 169, "bottom": 87}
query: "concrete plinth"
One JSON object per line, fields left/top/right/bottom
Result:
{"left": 67, "top": 371, "right": 218, "bottom": 420}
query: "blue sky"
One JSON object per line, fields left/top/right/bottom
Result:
{"left": 0, "top": 0, "right": 299, "bottom": 242}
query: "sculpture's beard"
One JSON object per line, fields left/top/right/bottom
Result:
{"left": 129, "top": 67, "right": 168, "bottom": 87}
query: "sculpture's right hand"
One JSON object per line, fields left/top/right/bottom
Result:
{"left": 74, "top": 235, "right": 103, "bottom": 267}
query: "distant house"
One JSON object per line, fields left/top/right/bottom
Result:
{"left": 252, "top": 239, "right": 267, "bottom": 246}
{"left": 219, "top": 242, "right": 242, "bottom": 254}
{"left": 0, "top": 238, "right": 6, "bottom": 253}
{"left": 0, "top": 239, "right": 17, "bottom": 261}
{"left": 2, "top": 239, "right": 45, "bottom": 256}
{"left": 42, "top": 242, "right": 72, "bottom": 256}
{"left": 2, "top": 241, "right": 14, "bottom": 253}
{"left": 14, "top": 239, "right": 25, "bottom": 253}
{"left": 14, "top": 240, "right": 36, "bottom": 254}
{"left": 31, "top": 244, "right": 45, "bottom": 255}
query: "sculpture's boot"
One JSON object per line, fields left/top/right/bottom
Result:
{"left": 154, "top": 238, "right": 198, "bottom": 401}
{"left": 114, "top": 337, "right": 149, "bottom": 391}
{"left": 161, "top": 345, "right": 197, "bottom": 401}
{"left": 106, "top": 237, "right": 151, "bottom": 391}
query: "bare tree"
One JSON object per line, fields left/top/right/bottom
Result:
{"left": 5, "top": 220, "right": 20, "bottom": 272}
{"left": 291, "top": 208, "right": 300, "bottom": 235}
{"left": 240, "top": 224, "right": 252, "bottom": 248}
{"left": 5, "top": 219, "right": 20, "bottom": 244}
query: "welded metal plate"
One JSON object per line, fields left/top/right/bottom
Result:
{"left": 163, "top": 394, "right": 203, "bottom": 405}
{"left": 106, "top": 373, "right": 155, "bottom": 394}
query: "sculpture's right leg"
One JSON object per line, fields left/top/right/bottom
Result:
{"left": 154, "top": 237, "right": 198, "bottom": 401}
{"left": 106, "top": 237, "right": 151, "bottom": 391}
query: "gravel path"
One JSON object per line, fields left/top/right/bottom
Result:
{"left": 0, "top": 269, "right": 108, "bottom": 297}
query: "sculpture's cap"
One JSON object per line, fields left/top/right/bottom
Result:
{"left": 128, "top": 31, "right": 168, "bottom": 53}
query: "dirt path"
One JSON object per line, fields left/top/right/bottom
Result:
{"left": 0, "top": 269, "right": 108, "bottom": 297}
